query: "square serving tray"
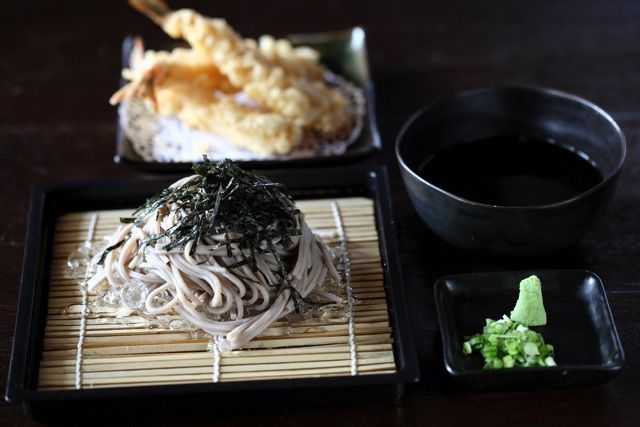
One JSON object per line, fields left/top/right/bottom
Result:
{"left": 6, "top": 166, "right": 418, "bottom": 419}
{"left": 115, "top": 27, "right": 381, "bottom": 172}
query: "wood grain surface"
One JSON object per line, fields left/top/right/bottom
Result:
{"left": 1, "top": 1, "right": 640, "bottom": 425}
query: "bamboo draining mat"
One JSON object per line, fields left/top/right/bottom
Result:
{"left": 39, "top": 197, "right": 395, "bottom": 389}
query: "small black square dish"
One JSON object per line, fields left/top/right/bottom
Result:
{"left": 434, "top": 270, "right": 624, "bottom": 392}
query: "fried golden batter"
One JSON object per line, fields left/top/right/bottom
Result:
{"left": 112, "top": 42, "right": 303, "bottom": 155}
{"left": 111, "top": 0, "right": 359, "bottom": 155}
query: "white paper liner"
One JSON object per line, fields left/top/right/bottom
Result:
{"left": 119, "top": 73, "right": 365, "bottom": 163}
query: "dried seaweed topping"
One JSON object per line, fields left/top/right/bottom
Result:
{"left": 99, "top": 157, "right": 321, "bottom": 311}
{"left": 128, "top": 157, "right": 300, "bottom": 262}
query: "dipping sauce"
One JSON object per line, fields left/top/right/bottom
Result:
{"left": 418, "top": 135, "right": 603, "bottom": 206}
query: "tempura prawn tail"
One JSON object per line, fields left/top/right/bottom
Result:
{"left": 128, "top": 0, "right": 170, "bottom": 25}
{"left": 109, "top": 37, "right": 151, "bottom": 106}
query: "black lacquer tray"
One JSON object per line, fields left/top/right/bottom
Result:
{"left": 6, "top": 166, "right": 419, "bottom": 420}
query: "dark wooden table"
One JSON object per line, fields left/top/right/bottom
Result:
{"left": 2, "top": 1, "right": 639, "bottom": 425}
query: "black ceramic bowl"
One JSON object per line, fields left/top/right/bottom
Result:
{"left": 396, "top": 86, "right": 626, "bottom": 256}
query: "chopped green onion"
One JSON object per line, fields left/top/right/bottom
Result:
{"left": 462, "top": 318, "right": 556, "bottom": 369}
{"left": 523, "top": 341, "right": 539, "bottom": 357}
{"left": 463, "top": 341, "right": 472, "bottom": 355}
{"left": 503, "top": 355, "right": 514, "bottom": 368}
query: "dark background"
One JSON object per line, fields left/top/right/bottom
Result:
{"left": 2, "top": 1, "right": 640, "bottom": 425}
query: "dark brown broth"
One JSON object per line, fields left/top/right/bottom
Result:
{"left": 418, "top": 135, "right": 603, "bottom": 206}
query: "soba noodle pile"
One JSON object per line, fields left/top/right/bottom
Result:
{"left": 87, "top": 158, "right": 342, "bottom": 350}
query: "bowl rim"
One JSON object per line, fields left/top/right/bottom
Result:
{"left": 395, "top": 85, "right": 627, "bottom": 211}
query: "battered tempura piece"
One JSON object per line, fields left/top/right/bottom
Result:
{"left": 111, "top": 0, "right": 359, "bottom": 155}
{"left": 111, "top": 41, "right": 302, "bottom": 155}
{"left": 111, "top": 43, "right": 234, "bottom": 110}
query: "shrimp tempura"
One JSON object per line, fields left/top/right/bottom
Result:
{"left": 113, "top": 0, "right": 359, "bottom": 155}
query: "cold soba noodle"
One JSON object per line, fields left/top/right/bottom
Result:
{"left": 87, "top": 159, "right": 341, "bottom": 350}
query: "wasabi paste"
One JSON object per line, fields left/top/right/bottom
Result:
{"left": 510, "top": 275, "right": 547, "bottom": 326}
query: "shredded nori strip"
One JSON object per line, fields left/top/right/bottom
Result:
{"left": 98, "top": 157, "right": 319, "bottom": 311}
{"left": 97, "top": 239, "right": 127, "bottom": 265}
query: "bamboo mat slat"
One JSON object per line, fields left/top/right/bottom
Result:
{"left": 38, "top": 197, "right": 397, "bottom": 389}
